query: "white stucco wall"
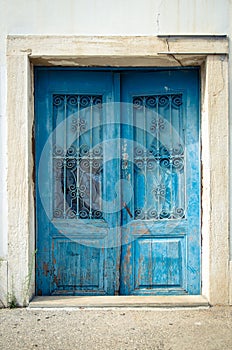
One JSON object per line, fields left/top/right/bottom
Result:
{"left": 0, "top": 0, "right": 231, "bottom": 305}
{"left": 1, "top": 0, "right": 230, "bottom": 36}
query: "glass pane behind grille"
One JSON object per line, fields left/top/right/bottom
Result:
{"left": 133, "top": 94, "right": 185, "bottom": 220}
{"left": 53, "top": 95, "right": 103, "bottom": 219}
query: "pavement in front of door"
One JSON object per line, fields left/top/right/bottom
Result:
{"left": 0, "top": 306, "right": 231, "bottom": 350}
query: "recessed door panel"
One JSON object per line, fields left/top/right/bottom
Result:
{"left": 134, "top": 236, "right": 185, "bottom": 291}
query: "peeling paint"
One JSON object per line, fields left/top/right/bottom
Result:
{"left": 53, "top": 275, "right": 59, "bottom": 286}
{"left": 43, "top": 262, "right": 49, "bottom": 277}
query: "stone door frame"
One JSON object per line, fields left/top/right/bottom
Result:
{"left": 6, "top": 35, "right": 230, "bottom": 305}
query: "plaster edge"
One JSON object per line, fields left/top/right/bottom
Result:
{"left": 230, "top": 261, "right": 232, "bottom": 305}
{"left": 207, "top": 55, "right": 230, "bottom": 304}
{"left": 7, "top": 54, "right": 33, "bottom": 306}
{"left": 6, "top": 35, "right": 229, "bottom": 56}
{"left": 0, "top": 259, "right": 8, "bottom": 307}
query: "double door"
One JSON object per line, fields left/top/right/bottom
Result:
{"left": 35, "top": 68, "right": 200, "bottom": 296}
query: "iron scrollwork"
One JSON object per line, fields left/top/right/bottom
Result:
{"left": 133, "top": 93, "right": 185, "bottom": 221}
{"left": 53, "top": 94, "right": 103, "bottom": 220}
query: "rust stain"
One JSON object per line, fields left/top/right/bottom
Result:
{"left": 137, "top": 229, "right": 149, "bottom": 235}
{"left": 125, "top": 245, "right": 131, "bottom": 264}
{"left": 57, "top": 268, "right": 61, "bottom": 281}
{"left": 37, "top": 289, "right": 42, "bottom": 296}
{"left": 53, "top": 275, "right": 59, "bottom": 286}
{"left": 43, "top": 262, "right": 49, "bottom": 276}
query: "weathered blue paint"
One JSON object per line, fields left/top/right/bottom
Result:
{"left": 35, "top": 70, "right": 120, "bottom": 295}
{"left": 120, "top": 70, "right": 200, "bottom": 295}
{"left": 35, "top": 68, "right": 200, "bottom": 296}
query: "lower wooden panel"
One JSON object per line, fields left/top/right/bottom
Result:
{"left": 133, "top": 236, "right": 187, "bottom": 295}
{"left": 52, "top": 239, "right": 106, "bottom": 295}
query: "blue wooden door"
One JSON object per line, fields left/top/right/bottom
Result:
{"left": 35, "top": 69, "right": 121, "bottom": 295}
{"left": 120, "top": 70, "right": 200, "bottom": 295}
{"left": 35, "top": 68, "right": 200, "bottom": 296}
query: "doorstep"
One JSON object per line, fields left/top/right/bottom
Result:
{"left": 29, "top": 295, "right": 209, "bottom": 308}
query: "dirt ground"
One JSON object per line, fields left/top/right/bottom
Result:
{"left": 0, "top": 306, "right": 231, "bottom": 350}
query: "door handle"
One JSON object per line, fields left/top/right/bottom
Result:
{"left": 123, "top": 202, "right": 133, "bottom": 218}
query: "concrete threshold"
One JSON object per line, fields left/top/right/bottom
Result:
{"left": 29, "top": 295, "right": 209, "bottom": 308}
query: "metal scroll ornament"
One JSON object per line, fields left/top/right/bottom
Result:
{"left": 53, "top": 94, "right": 103, "bottom": 219}
{"left": 133, "top": 93, "right": 185, "bottom": 221}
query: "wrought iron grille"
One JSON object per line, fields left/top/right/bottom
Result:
{"left": 52, "top": 93, "right": 185, "bottom": 221}
{"left": 133, "top": 94, "right": 185, "bottom": 220}
{"left": 52, "top": 95, "right": 103, "bottom": 219}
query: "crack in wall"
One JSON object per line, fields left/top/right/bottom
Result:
{"left": 170, "top": 54, "right": 184, "bottom": 67}
{"left": 213, "top": 56, "right": 226, "bottom": 97}
{"left": 156, "top": 0, "right": 166, "bottom": 34}
{"left": 165, "top": 39, "right": 183, "bottom": 66}
{"left": 156, "top": 13, "right": 160, "bottom": 34}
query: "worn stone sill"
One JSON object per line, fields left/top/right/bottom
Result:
{"left": 29, "top": 295, "right": 209, "bottom": 308}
